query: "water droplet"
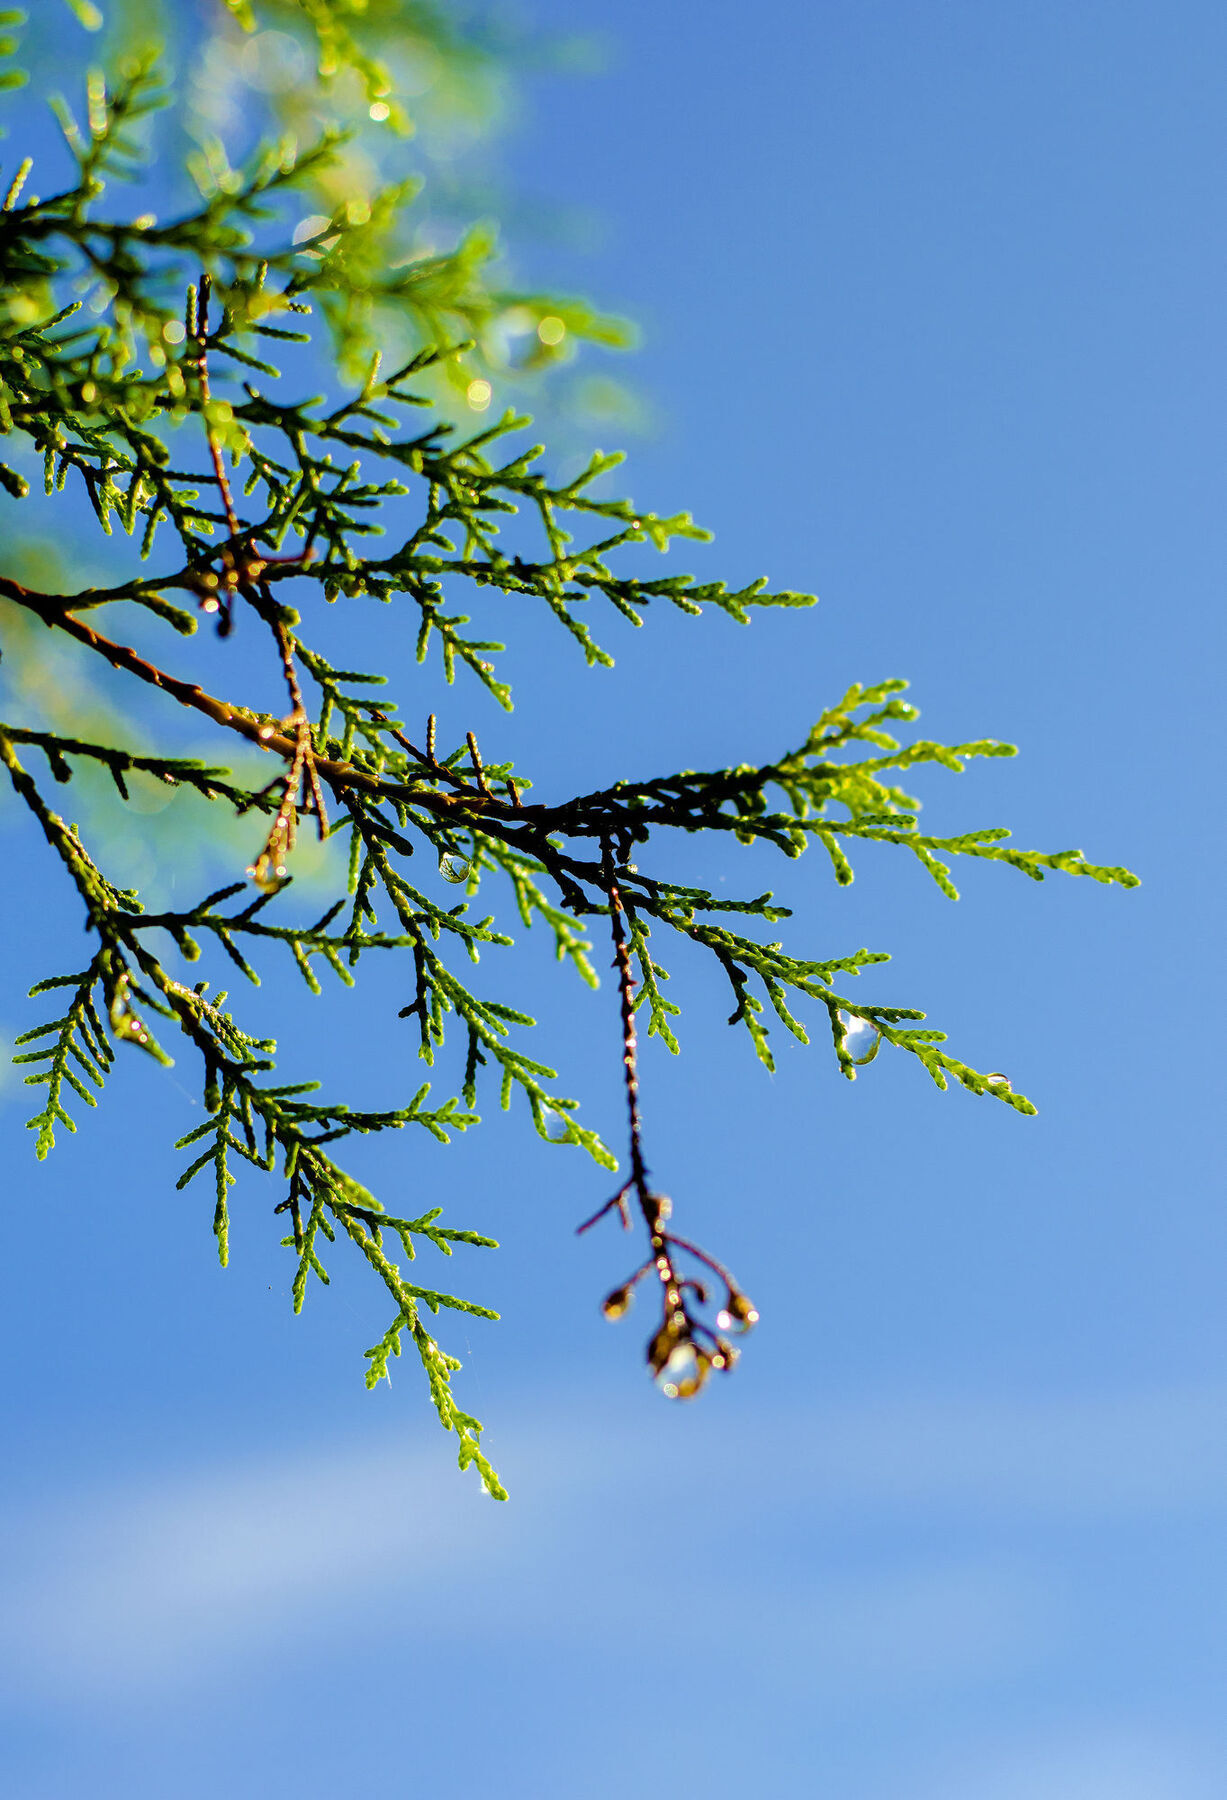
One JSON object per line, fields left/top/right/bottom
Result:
{"left": 542, "top": 1106, "right": 571, "bottom": 1142}
{"left": 654, "top": 1341, "right": 710, "bottom": 1401}
{"left": 986, "top": 1071, "right": 1012, "bottom": 1090}
{"left": 438, "top": 851, "right": 470, "bottom": 884}
{"left": 716, "top": 1292, "right": 759, "bottom": 1335}
{"left": 838, "top": 1010, "right": 881, "bottom": 1064}
{"left": 247, "top": 857, "right": 286, "bottom": 895}
{"left": 647, "top": 1322, "right": 681, "bottom": 1373}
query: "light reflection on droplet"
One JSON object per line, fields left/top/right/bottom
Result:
{"left": 292, "top": 213, "right": 331, "bottom": 246}
{"left": 838, "top": 1009, "right": 881, "bottom": 1064}
{"left": 716, "top": 1293, "right": 759, "bottom": 1335}
{"left": 542, "top": 1106, "right": 570, "bottom": 1142}
{"left": 438, "top": 851, "right": 470, "bottom": 884}
{"left": 654, "top": 1342, "right": 709, "bottom": 1400}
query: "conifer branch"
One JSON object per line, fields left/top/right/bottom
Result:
{"left": 0, "top": 12, "right": 1138, "bottom": 1488}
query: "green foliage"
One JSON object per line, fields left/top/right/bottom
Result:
{"left": 0, "top": 2, "right": 1136, "bottom": 1494}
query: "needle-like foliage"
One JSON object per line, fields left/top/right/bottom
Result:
{"left": 0, "top": 3, "right": 1137, "bottom": 1495}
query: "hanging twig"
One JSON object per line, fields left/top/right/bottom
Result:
{"left": 577, "top": 840, "right": 757, "bottom": 1399}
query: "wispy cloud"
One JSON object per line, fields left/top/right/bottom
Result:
{"left": 930, "top": 1724, "right": 1222, "bottom": 1800}
{"left": 787, "top": 1381, "right": 1227, "bottom": 1517}
{"left": 3, "top": 1380, "right": 1226, "bottom": 1707}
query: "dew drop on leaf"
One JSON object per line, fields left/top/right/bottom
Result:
{"left": 542, "top": 1106, "right": 570, "bottom": 1142}
{"left": 838, "top": 1010, "right": 881, "bottom": 1064}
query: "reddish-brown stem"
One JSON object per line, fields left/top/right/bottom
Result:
{"left": 657, "top": 1232, "right": 737, "bottom": 1293}
{"left": 576, "top": 1181, "right": 632, "bottom": 1234}
{"left": 593, "top": 845, "right": 750, "bottom": 1384}
{"left": 0, "top": 580, "right": 490, "bottom": 816}
{"left": 602, "top": 845, "right": 686, "bottom": 1331}
{"left": 605, "top": 851, "right": 650, "bottom": 1213}
{"left": 191, "top": 274, "right": 328, "bottom": 860}
{"left": 264, "top": 591, "right": 329, "bottom": 845}
{"left": 193, "top": 272, "right": 242, "bottom": 546}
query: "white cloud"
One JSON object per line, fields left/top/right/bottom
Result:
{"left": 789, "top": 1382, "right": 1227, "bottom": 1517}
{"left": 0, "top": 1436, "right": 506, "bottom": 1696}
{"left": 930, "top": 1724, "right": 1222, "bottom": 1800}
{"left": 3, "top": 1379, "right": 1226, "bottom": 1707}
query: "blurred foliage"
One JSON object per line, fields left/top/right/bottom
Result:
{"left": 1, "top": 0, "right": 634, "bottom": 853}
{"left": 93, "top": 0, "right": 636, "bottom": 393}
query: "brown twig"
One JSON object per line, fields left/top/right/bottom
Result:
{"left": 191, "top": 272, "right": 329, "bottom": 877}
{"left": 582, "top": 840, "right": 756, "bottom": 1396}
{"left": 193, "top": 273, "right": 241, "bottom": 543}
{"left": 1, "top": 575, "right": 667, "bottom": 949}
{"left": 245, "top": 588, "right": 330, "bottom": 888}
{"left": 576, "top": 1182, "right": 632, "bottom": 1233}
{"left": 190, "top": 272, "right": 243, "bottom": 635}
{"left": 606, "top": 850, "right": 651, "bottom": 1212}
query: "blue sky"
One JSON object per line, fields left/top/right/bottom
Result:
{"left": 1, "top": 2, "right": 1224, "bottom": 1795}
